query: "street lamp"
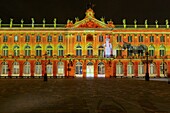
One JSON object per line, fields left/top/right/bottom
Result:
{"left": 43, "top": 51, "right": 49, "bottom": 81}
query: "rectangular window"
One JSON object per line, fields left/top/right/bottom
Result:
{"left": 150, "top": 36, "right": 154, "bottom": 42}
{"left": 128, "top": 36, "right": 132, "bottom": 42}
{"left": 117, "top": 36, "right": 122, "bottom": 42}
{"left": 160, "top": 36, "right": 165, "bottom": 42}
{"left": 76, "top": 35, "right": 81, "bottom": 42}
{"left": 149, "top": 50, "right": 154, "bottom": 56}
{"left": 3, "top": 36, "right": 8, "bottom": 42}
{"left": 25, "top": 35, "right": 30, "bottom": 42}
{"left": 58, "top": 50, "right": 64, "bottom": 56}
{"left": 14, "top": 36, "right": 19, "bottom": 42}
{"left": 138, "top": 36, "right": 143, "bottom": 42}
{"left": 47, "top": 36, "right": 52, "bottom": 42}
{"left": 160, "top": 50, "right": 165, "bottom": 56}
{"left": 58, "top": 35, "right": 63, "bottom": 42}
{"left": 99, "top": 35, "right": 103, "bottom": 42}
{"left": 36, "top": 36, "right": 41, "bottom": 42}
{"left": 116, "top": 50, "right": 122, "bottom": 56}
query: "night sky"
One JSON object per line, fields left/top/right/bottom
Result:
{"left": 0, "top": 0, "right": 170, "bottom": 25}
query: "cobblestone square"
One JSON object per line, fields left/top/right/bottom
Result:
{"left": 0, "top": 78, "right": 170, "bottom": 113}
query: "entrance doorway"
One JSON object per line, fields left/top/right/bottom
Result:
{"left": 86, "top": 62, "right": 94, "bottom": 77}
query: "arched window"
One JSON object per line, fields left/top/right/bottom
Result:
{"left": 58, "top": 62, "right": 64, "bottom": 75}
{"left": 35, "top": 62, "right": 42, "bottom": 74}
{"left": 13, "top": 45, "right": 20, "bottom": 56}
{"left": 98, "top": 46, "right": 104, "bottom": 57}
{"left": 2, "top": 45, "right": 8, "bottom": 56}
{"left": 47, "top": 45, "right": 53, "bottom": 56}
{"left": 160, "top": 62, "right": 167, "bottom": 75}
{"left": 160, "top": 45, "right": 166, "bottom": 56}
{"left": 150, "top": 63, "right": 156, "bottom": 74}
{"left": 13, "top": 62, "right": 19, "bottom": 74}
{"left": 76, "top": 45, "right": 82, "bottom": 56}
{"left": 58, "top": 45, "right": 64, "bottom": 56}
{"left": 127, "top": 62, "right": 134, "bottom": 74}
{"left": 116, "top": 62, "right": 123, "bottom": 74}
{"left": 138, "top": 62, "right": 144, "bottom": 74}
{"left": 24, "top": 62, "right": 30, "bottom": 74}
{"left": 25, "top": 45, "right": 31, "bottom": 56}
{"left": 36, "top": 45, "right": 42, "bottom": 56}
{"left": 14, "top": 35, "right": 19, "bottom": 42}
{"left": 46, "top": 62, "right": 53, "bottom": 74}
{"left": 75, "top": 62, "right": 82, "bottom": 74}
{"left": 1, "top": 62, "right": 8, "bottom": 74}
{"left": 76, "top": 35, "right": 81, "bottom": 42}
{"left": 98, "top": 62, "right": 105, "bottom": 74}
{"left": 149, "top": 45, "right": 155, "bottom": 56}
{"left": 87, "top": 45, "right": 93, "bottom": 56}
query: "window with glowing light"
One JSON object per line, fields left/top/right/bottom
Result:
{"left": 46, "top": 62, "right": 52, "bottom": 74}
{"left": 75, "top": 62, "right": 82, "bottom": 74}
{"left": 13, "top": 62, "right": 19, "bottom": 74}
{"left": 1, "top": 62, "right": 8, "bottom": 74}
{"left": 58, "top": 62, "right": 64, "bottom": 75}
{"left": 24, "top": 62, "right": 30, "bottom": 74}
{"left": 138, "top": 62, "right": 144, "bottom": 74}
{"left": 35, "top": 62, "right": 42, "bottom": 74}
{"left": 98, "top": 62, "right": 105, "bottom": 74}
{"left": 116, "top": 62, "right": 123, "bottom": 74}
{"left": 127, "top": 62, "right": 134, "bottom": 74}
{"left": 14, "top": 35, "right": 19, "bottom": 42}
{"left": 150, "top": 63, "right": 156, "bottom": 74}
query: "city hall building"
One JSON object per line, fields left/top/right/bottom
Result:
{"left": 0, "top": 8, "right": 170, "bottom": 78}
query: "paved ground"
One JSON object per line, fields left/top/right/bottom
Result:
{"left": 0, "top": 78, "right": 170, "bottom": 113}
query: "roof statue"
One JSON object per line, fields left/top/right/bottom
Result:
{"left": 166, "top": 19, "right": 169, "bottom": 28}
{"left": 122, "top": 19, "right": 126, "bottom": 28}
{"left": 31, "top": 18, "right": 34, "bottom": 28}
{"left": 10, "top": 18, "right": 13, "bottom": 28}
{"left": 43, "top": 18, "right": 45, "bottom": 28}
{"left": 134, "top": 19, "right": 137, "bottom": 28}
{"left": 0, "top": 18, "right": 2, "bottom": 27}
{"left": 54, "top": 18, "right": 57, "bottom": 28}
{"left": 75, "top": 17, "right": 79, "bottom": 23}
{"left": 100, "top": 17, "right": 105, "bottom": 23}
{"left": 21, "top": 19, "right": 24, "bottom": 28}
{"left": 155, "top": 20, "right": 159, "bottom": 28}
{"left": 145, "top": 19, "right": 148, "bottom": 28}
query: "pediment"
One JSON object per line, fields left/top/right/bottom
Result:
{"left": 66, "top": 8, "right": 115, "bottom": 28}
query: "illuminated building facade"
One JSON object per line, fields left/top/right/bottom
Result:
{"left": 0, "top": 8, "right": 170, "bottom": 78}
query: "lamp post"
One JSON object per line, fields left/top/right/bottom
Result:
{"left": 67, "top": 59, "right": 73, "bottom": 77}
{"left": 44, "top": 51, "right": 48, "bottom": 81}
{"left": 145, "top": 51, "right": 149, "bottom": 81}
